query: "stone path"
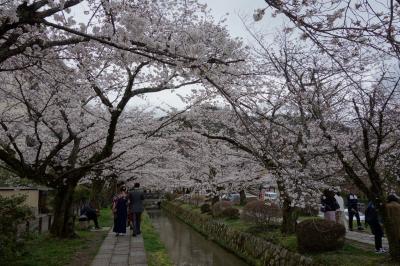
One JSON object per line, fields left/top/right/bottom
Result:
{"left": 346, "top": 230, "right": 389, "bottom": 249}
{"left": 91, "top": 229, "right": 147, "bottom": 266}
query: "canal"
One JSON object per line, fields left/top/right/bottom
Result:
{"left": 148, "top": 210, "right": 249, "bottom": 266}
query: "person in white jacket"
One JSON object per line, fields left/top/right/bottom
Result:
{"left": 335, "top": 192, "right": 347, "bottom": 229}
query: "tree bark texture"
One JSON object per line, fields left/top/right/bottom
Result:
{"left": 239, "top": 189, "right": 247, "bottom": 206}
{"left": 211, "top": 196, "right": 219, "bottom": 205}
{"left": 90, "top": 177, "right": 106, "bottom": 209}
{"left": 281, "top": 199, "right": 298, "bottom": 234}
{"left": 50, "top": 182, "right": 77, "bottom": 238}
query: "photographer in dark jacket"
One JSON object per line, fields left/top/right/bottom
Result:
{"left": 365, "top": 201, "right": 385, "bottom": 253}
{"left": 321, "top": 189, "right": 340, "bottom": 222}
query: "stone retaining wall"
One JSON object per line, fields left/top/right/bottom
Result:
{"left": 162, "top": 201, "right": 315, "bottom": 266}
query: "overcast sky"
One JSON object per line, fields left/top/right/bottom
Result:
{"left": 138, "top": 0, "right": 282, "bottom": 112}
{"left": 204, "top": 0, "right": 273, "bottom": 38}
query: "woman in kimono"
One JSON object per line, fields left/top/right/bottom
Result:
{"left": 112, "top": 186, "right": 128, "bottom": 236}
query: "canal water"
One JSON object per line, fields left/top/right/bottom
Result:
{"left": 148, "top": 210, "right": 249, "bottom": 266}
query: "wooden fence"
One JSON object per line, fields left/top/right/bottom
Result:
{"left": 18, "top": 204, "right": 83, "bottom": 235}
{"left": 18, "top": 214, "right": 53, "bottom": 235}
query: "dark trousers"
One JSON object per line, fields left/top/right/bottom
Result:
{"left": 87, "top": 212, "right": 99, "bottom": 228}
{"left": 348, "top": 209, "right": 362, "bottom": 229}
{"left": 368, "top": 221, "right": 383, "bottom": 250}
{"left": 133, "top": 212, "right": 142, "bottom": 235}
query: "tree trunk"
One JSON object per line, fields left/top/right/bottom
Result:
{"left": 239, "top": 189, "right": 247, "bottom": 206}
{"left": 211, "top": 195, "right": 219, "bottom": 205}
{"left": 90, "top": 177, "right": 105, "bottom": 209}
{"left": 281, "top": 198, "right": 298, "bottom": 234}
{"left": 50, "top": 182, "right": 77, "bottom": 238}
{"left": 275, "top": 177, "right": 298, "bottom": 234}
{"left": 381, "top": 203, "right": 400, "bottom": 261}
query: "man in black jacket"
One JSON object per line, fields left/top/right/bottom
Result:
{"left": 347, "top": 191, "right": 364, "bottom": 231}
{"left": 365, "top": 201, "right": 385, "bottom": 253}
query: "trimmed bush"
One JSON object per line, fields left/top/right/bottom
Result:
{"left": 211, "top": 201, "right": 233, "bottom": 217}
{"left": 221, "top": 207, "right": 240, "bottom": 219}
{"left": 200, "top": 203, "right": 211, "bottom": 214}
{"left": 296, "top": 218, "right": 346, "bottom": 253}
{"left": 242, "top": 200, "right": 281, "bottom": 225}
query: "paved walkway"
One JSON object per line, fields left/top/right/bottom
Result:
{"left": 346, "top": 230, "right": 389, "bottom": 249}
{"left": 91, "top": 229, "right": 147, "bottom": 266}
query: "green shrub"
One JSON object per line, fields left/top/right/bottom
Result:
{"left": 221, "top": 207, "right": 239, "bottom": 219}
{"left": 0, "top": 195, "right": 32, "bottom": 263}
{"left": 242, "top": 200, "right": 281, "bottom": 225}
{"left": 72, "top": 185, "right": 90, "bottom": 206}
{"left": 296, "top": 218, "right": 346, "bottom": 253}
{"left": 211, "top": 201, "right": 233, "bottom": 217}
{"left": 200, "top": 203, "right": 211, "bottom": 213}
{"left": 189, "top": 194, "right": 206, "bottom": 206}
{"left": 245, "top": 224, "right": 280, "bottom": 234}
{"left": 165, "top": 192, "right": 179, "bottom": 201}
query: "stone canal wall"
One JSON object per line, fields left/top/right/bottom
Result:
{"left": 162, "top": 201, "right": 315, "bottom": 266}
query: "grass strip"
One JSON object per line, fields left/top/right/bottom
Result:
{"left": 11, "top": 208, "right": 113, "bottom": 266}
{"left": 98, "top": 207, "right": 114, "bottom": 228}
{"left": 12, "top": 230, "right": 103, "bottom": 266}
{"left": 142, "top": 212, "right": 173, "bottom": 266}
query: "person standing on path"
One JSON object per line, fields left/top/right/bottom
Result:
{"left": 335, "top": 192, "right": 346, "bottom": 228}
{"left": 321, "top": 189, "right": 340, "bottom": 222}
{"left": 365, "top": 200, "right": 385, "bottom": 253}
{"left": 113, "top": 186, "right": 128, "bottom": 236}
{"left": 129, "top": 182, "right": 145, "bottom": 236}
{"left": 347, "top": 191, "right": 364, "bottom": 231}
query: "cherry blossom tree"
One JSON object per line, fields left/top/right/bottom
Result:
{"left": 182, "top": 98, "right": 340, "bottom": 234}
{"left": 261, "top": 31, "right": 400, "bottom": 258}
{"left": 258, "top": 0, "right": 400, "bottom": 60}
{"left": 78, "top": 108, "right": 174, "bottom": 206}
{"left": 254, "top": 1, "right": 400, "bottom": 258}
{"left": 172, "top": 129, "right": 264, "bottom": 200}
{"left": 118, "top": 111, "right": 266, "bottom": 203}
{"left": 0, "top": 0, "right": 248, "bottom": 237}
{"left": 1, "top": 0, "right": 85, "bottom": 68}
{"left": 165, "top": 31, "right": 341, "bottom": 233}
{"left": 309, "top": 64, "right": 400, "bottom": 258}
